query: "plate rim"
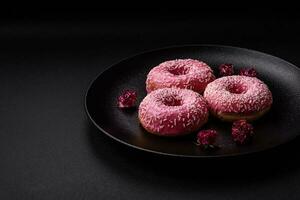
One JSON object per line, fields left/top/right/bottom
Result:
{"left": 85, "top": 44, "right": 300, "bottom": 158}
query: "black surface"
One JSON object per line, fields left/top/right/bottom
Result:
{"left": 1, "top": 11, "right": 300, "bottom": 199}
{"left": 86, "top": 45, "right": 300, "bottom": 157}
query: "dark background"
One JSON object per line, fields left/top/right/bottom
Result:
{"left": 1, "top": 8, "right": 300, "bottom": 199}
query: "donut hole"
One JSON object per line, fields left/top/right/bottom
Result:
{"left": 162, "top": 95, "right": 182, "bottom": 106}
{"left": 168, "top": 66, "right": 189, "bottom": 75}
{"left": 227, "top": 83, "right": 248, "bottom": 94}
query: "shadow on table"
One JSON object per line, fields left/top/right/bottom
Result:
{"left": 85, "top": 120, "right": 300, "bottom": 187}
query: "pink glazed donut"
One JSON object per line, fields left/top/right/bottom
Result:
{"left": 138, "top": 88, "right": 209, "bottom": 136}
{"left": 146, "top": 59, "right": 215, "bottom": 93}
{"left": 203, "top": 75, "right": 273, "bottom": 122}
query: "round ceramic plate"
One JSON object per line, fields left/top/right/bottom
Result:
{"left": 85, "top": 45, "right": 300, "bottom": 157}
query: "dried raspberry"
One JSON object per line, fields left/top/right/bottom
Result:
{"left": 232, "top": 120, "right": 254, "bottom": 144}
{"left": 197, "top": 129, "right": 218, "bottom": 149}
{"left": 219, "top": 63, "right": 234, "bottom": 77}
{"left": 117, "top": 90, "right": 137, "bottom": 108}
{"left": 239, "top": 68, "right": 258, "bottom": 77}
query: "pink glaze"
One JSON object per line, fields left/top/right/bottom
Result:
{"left": 146, "top": 59, "right": 215, "bottom": 93}
{"left": 203, "top": 75, "right": 273, "bottom": 115}
{"left": 138, "top": 88, "right": 209, "bottom": 136}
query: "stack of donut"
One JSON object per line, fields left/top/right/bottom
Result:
{"left": 138, "top": 59, "right": 272, "bottom": 137}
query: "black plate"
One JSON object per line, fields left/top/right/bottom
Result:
{"left": 85, "top": 45, "right": 300, "bottom": 158}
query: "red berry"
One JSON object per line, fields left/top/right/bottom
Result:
{"left": 232, "top": 120, "right": 254, "bottom": 144}
{"left": 239, "top": 68, "right": 258, "bottom": 77}
{"left": 117, "top": 90, "right": 137, "bottom": 108}
{"left": 219, "top": 63, "right": 234, "bottom": 77}
{"left": 197, "top": 129, "right": 218, "bottom": 146}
